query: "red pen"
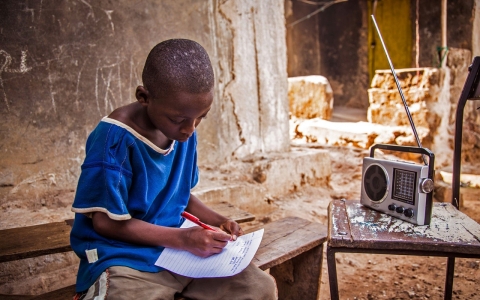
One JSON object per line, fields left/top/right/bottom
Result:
{"left": 181, "top": 211, "right": 218, "bottom": 232}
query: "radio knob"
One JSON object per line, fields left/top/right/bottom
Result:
{"left": 404, "top": 208, "right": 415, "bottom": 218}
{"left": 388, "top": 204, "right": 397, "bottom": 211}
{"left": 395, "top": 206, "right": 405, "bottom": 214}
{"left": 420, "top": 178, "right": 434, "bottom": 193}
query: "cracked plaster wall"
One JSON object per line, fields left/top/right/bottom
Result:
{"left": 0, "top": 0, "right": 289, "bottom": 204}
{"left": 207, "top": 0, "right": 289, "bottom": 161}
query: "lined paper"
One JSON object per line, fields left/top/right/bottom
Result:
{"left": 155, "top": 219, "right": 264, "bottom": 278}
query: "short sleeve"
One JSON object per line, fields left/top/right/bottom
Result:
{"left": 71, "top": 123, "right": 134, "bottom": 220}
{"left": 72, "top": 161, "right": 133, "bottom": 220}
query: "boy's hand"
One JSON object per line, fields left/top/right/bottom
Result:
{"left": 182, "top": 226, "right": 231, "bottom": 258}
{"left": 219, "top": 219, "right": 244, "bottom": 241}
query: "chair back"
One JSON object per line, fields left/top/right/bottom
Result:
{"left": 452, "top": 56, "right": 480, "bottom": 209}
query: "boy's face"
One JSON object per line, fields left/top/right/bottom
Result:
{"left": 143, "top": 88, "right": 213, "bottom": 142}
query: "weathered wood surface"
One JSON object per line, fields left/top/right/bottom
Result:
{"left": 328, "top": 199, "right": 480, "bottom": 255}
{"left": 270, "top": 241, "right": 324, "bottom": 300}
{"left": 30, "top": 286, "right": 75, "bottom": 300}
{"left": 29, "top": 287, "right": 187, "bottom": 300}
{"left": 0, "top": 202, "right": 255, "bottom": 263}
{"left": 252, "top": 216, "right": 327, "bottom": 270}
{"left": 209, "top": 201, "right": 255, "bottom": 224}
{"left": 17, "top": 216, "right": 328, "bottom": 300}
{"left": 0, "top": 294, "right": 35, "bottom": 300}
{"left": 0, "top": 221, "right": 72, "bottom": 263}
{"left": 253, "top": 217, "right": 327, "bottom": 300}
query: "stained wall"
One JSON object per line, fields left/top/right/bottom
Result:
{"left": 0, "top": 0, "right": 289, "bottom": 204}
{"left": 286, "top": 0, "right": 480, "bottom": 109}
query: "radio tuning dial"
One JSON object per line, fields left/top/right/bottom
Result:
{"left": 404, "top": 208, "right": 415, "bottom": 218}
{"left": 420, "top": 178, "right": 434, "bottom": 193}
{"left": 395, "top": 206, "right": 405, "bottom": 214}
{"left": 388, "top": 204, "right": 397, "bottom": 211}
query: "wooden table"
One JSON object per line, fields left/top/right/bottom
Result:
{"left": 327, "top": 199, "right": 480, "bottom": 300}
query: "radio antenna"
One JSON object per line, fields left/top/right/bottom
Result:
{"left": 371, "top": 15, "right": 428, "bottom": 165}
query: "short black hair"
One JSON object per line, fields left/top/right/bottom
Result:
{"left": 142, "top": 39, "right": 214, "bottom": 97}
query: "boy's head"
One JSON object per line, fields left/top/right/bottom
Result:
{"left": 142, "top": 39, "right": 214, "bottom": 98}
{"left": 136, "top": 39, "right": 214, "bottom": 142}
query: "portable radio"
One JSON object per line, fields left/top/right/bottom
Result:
{"left": 360, "top": 144, "right": 435, "bottom": 225}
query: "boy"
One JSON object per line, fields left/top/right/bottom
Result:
{"left": 70, "top": 39, "right": 277, "bottom": 299}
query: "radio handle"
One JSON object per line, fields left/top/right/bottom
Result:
{"left": 369, "top": 144, "right": 435, "bottom": 179}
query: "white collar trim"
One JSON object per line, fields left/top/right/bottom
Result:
{"left": 101, "top": 117, "right": 175, "bottom": 155}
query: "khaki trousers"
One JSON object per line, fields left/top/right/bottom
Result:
{"left": 76, "top": 263, "right": 277, "bottom": 300}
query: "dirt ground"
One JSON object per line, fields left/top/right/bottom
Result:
{"left": 1, "top": 143, "right": 479, "bottom": 299}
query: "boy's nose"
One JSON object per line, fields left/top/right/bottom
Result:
{"left": 180, "top": 120, "right": 196, "bottom": 135}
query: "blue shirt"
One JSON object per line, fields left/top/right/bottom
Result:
{"left": 70, "top": 117, "right": 199, "bottom": 292}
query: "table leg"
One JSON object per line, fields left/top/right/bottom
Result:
{"left": 326, "top": 245, "right": 340, "bottom": 300}
{"left": 444, "top": 256, "right": 455, "bottom": 300}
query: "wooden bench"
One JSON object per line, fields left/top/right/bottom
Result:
{"left": 0, "top": 202, "right": 254, "bottom": 264}
{"left": 1, "top": 203, "right": 327, "bottom": 300}
{"left": 251, "top": 216, "right": 327, "bottom": 300}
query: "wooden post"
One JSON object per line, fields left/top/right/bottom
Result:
{"left": 441, "top": 0, "right": 447, "bottom": 67}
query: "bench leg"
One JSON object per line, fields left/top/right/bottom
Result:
{"left": 269, "top": 244, "right": 323, "bottom": 300}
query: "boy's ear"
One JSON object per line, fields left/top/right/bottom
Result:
{"left": 136, "top": 86, "right": 150, "bottom": 106}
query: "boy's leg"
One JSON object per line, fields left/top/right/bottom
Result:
{"left": 78, "top": 266, "right": 192, "bottom": 300}
{"left": 181, "top": 263, "right": 278, "bottom": 300}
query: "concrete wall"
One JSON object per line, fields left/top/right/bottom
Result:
{"left": 317, "top": 0, "right": 369, "bottom": 108}
{"left": 416, "top": 0, "right": 475, "bottom": 67}
{"left": 284, "top": 0, "right": 321, "bottom": 77}
{"left": 0, "top": 0, "right": 289, "bottom": 205}
{"left": 285, "top": 0, "right": 370, "bottom": 108}
{"left": 212, "top": 0, "right": 290, "bottom": 160}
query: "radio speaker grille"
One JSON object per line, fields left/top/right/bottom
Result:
{"left": 363, "top": 164, "right": 388, "bottom": 202}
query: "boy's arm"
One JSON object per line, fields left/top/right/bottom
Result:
{"left": 91, "top": 211, "right": 231, "bottom": 257}
{"left": 185, "top": 193, "right": 244, "bottom": 238}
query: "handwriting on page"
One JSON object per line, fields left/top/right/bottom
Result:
{"left": 155, "top": 219, "right": 264, "bottom": 278}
